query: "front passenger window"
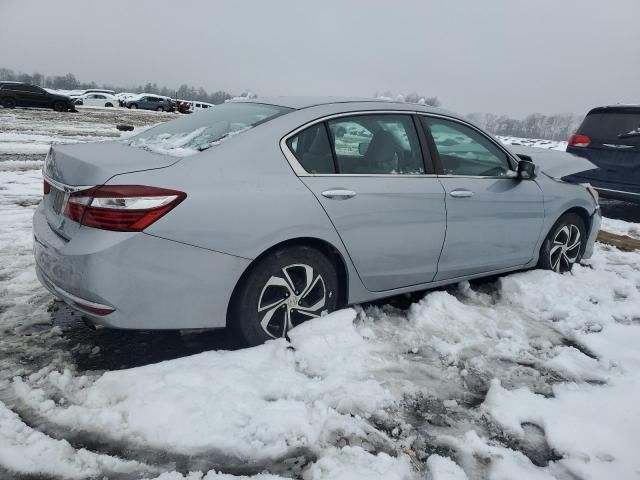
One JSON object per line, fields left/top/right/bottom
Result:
{"left": 423, "top": 118, "right": 511, "bottom": 177}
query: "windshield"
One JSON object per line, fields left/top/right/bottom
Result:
{"left": 126, "top": 102, "right": 292, "bottom": 156}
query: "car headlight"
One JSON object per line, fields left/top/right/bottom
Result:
{"left": 582, "top": 183, "right": 599, "bottom": 205}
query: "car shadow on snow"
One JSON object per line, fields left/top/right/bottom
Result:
{"left": 50, "top": 302, "right": 245, "bottom": 372}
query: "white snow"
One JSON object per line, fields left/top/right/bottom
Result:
{"left": 498, "top": 136, "right": 568, "bottom": 151}
{"left": 12, "top": 310, "right": 392, "bottom": 461}
{"left": 0, "top": 400, "right": 153, "bottom": 479}
{"left": 601, "top": 216, "right": 640, "bottom": 239}
{"left": 427, "top": 455, "right": 469, "bottom": 480}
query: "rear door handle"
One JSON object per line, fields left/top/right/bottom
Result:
{"left": 449, "top": 189, "right": 474, "bottom": 198}
{"left": 321, "top": 189, "right": 357, "bottom": 200}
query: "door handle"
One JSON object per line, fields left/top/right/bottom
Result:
{"left": 449, "top": 189, "right": 474, "bottom": 198}
{"left": 321, "top": 189, "right": 357, "bottom": 200}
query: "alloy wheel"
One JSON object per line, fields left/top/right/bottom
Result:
{"left": 549, "top": 224, "right": 581, "bottom": 272}
{"left": 257, "top": 263, "right": 326, "bottom": 338}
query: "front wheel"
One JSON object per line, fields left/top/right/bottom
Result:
{"left": 156, "top": 106, "right": 164, "bottom": 112}
{"left": 105, "top": 102, "right": 113, "bottom": 107}
{"left": 230, "top": 246, "right": 339, "bottom": 346}
{"left": 129, "top": 103, "right": 137, "bottom": 109}
{"left": 53, "top": 101, "right": 67, "bottom": 112}
{"left": 538, "top": 213, "right": 586, "bottom": 273}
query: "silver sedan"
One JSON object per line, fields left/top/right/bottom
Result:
{"left": 33, "top": 98, "right": 601, "bottom": 345}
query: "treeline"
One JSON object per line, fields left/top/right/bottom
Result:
{"left": 0, "top": 67, "right": 238, "bottom": 105}
{"left": 466, "top": 112, "right": 582, "bottom": 141}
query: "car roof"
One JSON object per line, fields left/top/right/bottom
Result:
{"left": 588, "top": 104, "right": 640, "bottom": 114}
{"left": 232, "top": 96, "right": 447, "bottom": 113}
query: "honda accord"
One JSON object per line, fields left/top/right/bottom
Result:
{"left": 34, "top": 98, "right": 601, "bottom": 345}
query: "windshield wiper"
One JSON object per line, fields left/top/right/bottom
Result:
{"left": 618, "top": 131, "right": 640, "bottom": 140}
{"left": 196, "top": 133, "right": 230, "bottom": 151}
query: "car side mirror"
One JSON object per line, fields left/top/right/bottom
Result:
{"left": 358, "top": 142, "right": 369, "bottom": 156}
{"left": 517, "top": 160, "right": 538, "bottom": 180}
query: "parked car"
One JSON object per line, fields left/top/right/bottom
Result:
{"left": 565, "top": 105, "right": 640, "bottom": 203}
{"left": 74, "top": 92, "right": 118, "bottom": 108}
{"left": 34, "top": 98, "right": 600, "bottom": 346}
{"left": 188, "top": 100, "right": 214, "bottom": 112}
{"left": 123, "top": 94, "right": 173, "bottom": 112}
{"left": 68, "top": 88, "right": 116, "bottom": 98}
{"left": 0, "top": 82, "right": 76, "bottom": 111}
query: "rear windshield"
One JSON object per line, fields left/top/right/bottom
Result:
{"left": 127, "top": 102, "right": 292, "bottom": 156}
{"left": 578, "top": 111, "right": 640, "bottom": 146}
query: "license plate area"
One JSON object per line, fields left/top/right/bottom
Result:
{"left": 48, "top": 187, "right": 67, "bottom": 215}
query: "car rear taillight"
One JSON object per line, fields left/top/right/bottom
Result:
{"left": 43, "top": 180, "right": 51, "bottom": 195}
{"left": 568, "top": 134, "right": 591, "bottom": 147}
{"left": 64, "top": 185, "right": 186, "bottom": 232}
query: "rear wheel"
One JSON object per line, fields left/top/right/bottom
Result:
{"left": 2, "top": 97, "right": 16, "bottom": 109}
{"left": 538, "top": 213, "right": 586, "bottom": 273}
{"left": 230, "top": 246, "right": 339, "bottom": 346}
{"left": 53, "top": 101, "right": 66, "bottom": 112}
{"left": 156, "top": 106, "right": 164, "bottom": 112}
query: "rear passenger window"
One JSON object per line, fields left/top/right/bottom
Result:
{"left": 287, "top": 124, "right": 335, "bottom": 174}
{"left": 328, "top": 115, "right": 424, "bottom": 174}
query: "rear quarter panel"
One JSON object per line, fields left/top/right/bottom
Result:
{"left": 109, "top": 114, "right": 374, "bottom": 304}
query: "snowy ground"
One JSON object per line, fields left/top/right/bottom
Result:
{"left": 1, "top": 107, "right": 640, "bottom": 480}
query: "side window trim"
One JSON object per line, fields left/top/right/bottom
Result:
{"left": 281, "top": 110, "right": 436, "bottom": 177}
{"left": 411, "top": 114, "right": 435, "bottom": 175}
{"left": 418, "top": 113, "right": 517, "bottom": 176}
{"left": 323, "top": 121, "right": 340, "bottom": 174}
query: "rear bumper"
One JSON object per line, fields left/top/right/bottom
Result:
{"left": 33, "top": 204, "right": 251, "bottom": 329}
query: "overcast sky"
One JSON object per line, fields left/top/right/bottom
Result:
{"left": 1, "top": 0, "right": 638, "bottom": 117}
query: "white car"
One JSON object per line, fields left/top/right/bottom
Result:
{"left": 75, "top": 93, "right": 118, "bottom": 108}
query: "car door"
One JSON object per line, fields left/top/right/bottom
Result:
{"left": 9, "top": 84, "right": 38, "bottom": 107}
{"left": 285, "top": 113, "right": 447, "bottom": 292}
{"left": 421, "top": 116, "right": 545, "bottom": 281}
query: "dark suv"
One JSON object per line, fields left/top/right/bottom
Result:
{"left": 566, "top": 105, "right": 640, "bottom": 203}
{"left": 123, "top": 95, "right": 173, "bottom": 112}
{"left": 0, "top": 82, "right": 76, "bottom": 112}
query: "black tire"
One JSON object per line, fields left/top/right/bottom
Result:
{"left": 129, "top": 103, "right": 137, "bottom": 109}
{"left": 538, "top": 213, "right": 586, "bottom": 273}
{"left": 2, "top": 97, "right": 16, "bottom": 109}
{"left": 53, "top": 101, "right": 66, "bottom": 112}
{"left": 230, "top": 246, "right": 339, "bottom": 346}
{"left": 156, "top": 106, "right": 164, "bottom": 112}
{"left": 105, "top": 102, "right": 113, "bottom": 108}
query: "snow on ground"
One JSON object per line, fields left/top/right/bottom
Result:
{"left": 498, "top": 136, "right": 568, "bottom": 151}
{"left": 0, "top": 106, "right": 176, "bottom": 155}
{"left": 1, "top": 110, "right": 640, "bottom": 479}
{"left": 601, "top": 216, "right": 640, "bottom": 239}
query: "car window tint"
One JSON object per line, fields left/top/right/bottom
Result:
{"left": 287, "top": 123, "right": 335, "bottom": 174}
{"left": 327, "top": 114, "right": 424, "bottom": 174}
{"left": 423, "top": 118, "right": 510, "bottom": 177}
{"left": 578, "top": 111, "right": 640, "bottom": 146}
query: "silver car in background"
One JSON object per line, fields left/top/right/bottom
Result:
{"left": 33, "top": 98, "right": 601, "bottom": 345}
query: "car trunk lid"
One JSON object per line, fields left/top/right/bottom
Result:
{"left": 42, "top": 142, "right": 181, "bottom": 238}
